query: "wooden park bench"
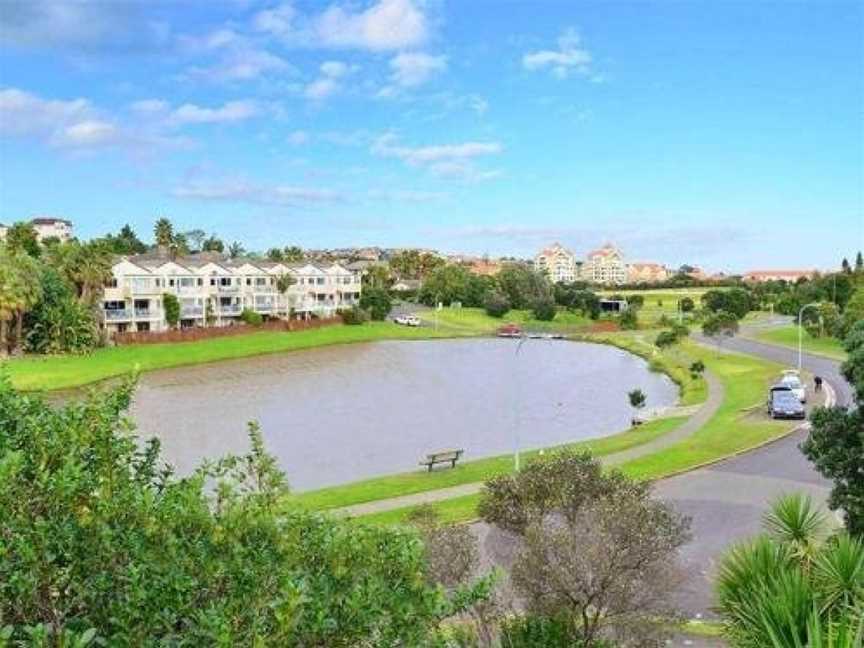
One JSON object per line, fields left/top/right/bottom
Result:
{"left": 419, "top": 449, "right": 464, "bottom": 472}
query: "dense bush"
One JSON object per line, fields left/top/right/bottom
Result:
{"left": 338, "top": 305, "right": 369, "bottom": 325}
{"left": 24, "top": 267, "right": 99, "bottom": 354}
{"left": 359, "top": 286, "right": 393, "bottom": 320}
{"left": 530, "top": 295, "right": 557, "bottom": 321}
{"left": 240, "top": 307, "right": 264, "bottom": 325}
{"left": 618, "top": 308, "right": 638, "bottom": 330}
{"left": 701, "top": 288, "right": 754, "bottom": 319}
{"left": 162, "top": 292, "right": 180, "bottom": 328}
{"left": 0, "top": 378, "right": 488, "bottom": 644}
{"left": 483, "top": 290, "right": 511, "bottom": 318}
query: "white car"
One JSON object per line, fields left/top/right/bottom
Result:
{"left": 394, "top": 314, "right": 421, "bottom": 326}
{"left": 780, "top": 371, "right": 807, "bottom": 403}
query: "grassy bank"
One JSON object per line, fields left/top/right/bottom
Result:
{"left": 293, "top": 415, "right": 687, "bottom": 511}
{"left": 3, "top": 322, "right": 471, "bottom": 392}
{"left": 355, "top": 338, "right": 792, "bottom": 525}
{"left": 753, "top": 324, "right": 847, "bottom": 361}
{"left": 418, "top": 306, "right": 591, "bottom": 335}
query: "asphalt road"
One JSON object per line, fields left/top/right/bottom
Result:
{"left": 658, "top": 335, "right": 849, "bottom": 617}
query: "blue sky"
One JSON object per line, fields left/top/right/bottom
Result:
{"left": 0, "top": 0, "right": 862, "bottom": 272}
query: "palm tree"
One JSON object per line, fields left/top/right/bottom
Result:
{"left": 153, "top": 217, "right": 174, "bottom": 252}
{"left": 716, "top": 493, "right": 864, "bottom": 647}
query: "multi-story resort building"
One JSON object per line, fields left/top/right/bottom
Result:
{"left": 627, "top": 262, "right": 669, "bottom": 284}
{"left": 534, "top": 242, "right": 577, "bottom": 283}
{"left": 584, "top": 244, "right": 628, "bottom": 285}
{"left": 102, "top": 254, "right": 362, "bottom": 335}
{"left": 0, "top": 216, "right": 74, "bottom": 242}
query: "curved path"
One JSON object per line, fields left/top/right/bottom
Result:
{"left": 337, "top": 369, "right": 724, "bottom": 517}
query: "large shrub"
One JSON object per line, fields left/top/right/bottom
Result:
{"left": 530, "top": 295, "right": 557, "bottom": 321}
{"left": 338, "top": 305, "right": 369, "bottom": 325}
{"left": 24, "top": 267, "right": 99, "bottom": 354}
{"left": 162, "top": 293, "right": 180, "bottom": 328}
{"left": 483, "top": 290, "right": 511, "bottom": 318}
{"left": 359, "top": 286, "right": 393, "bottom": 320}
{"left": 240, "top": 307, "right": 264, "bottom": 325}
{"left": 0, "top": 378, "right": 488, "bottom": 644}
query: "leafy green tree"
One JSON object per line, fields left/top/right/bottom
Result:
{"left": 619, "top": 308, "right": 638, "bottom": 330}
{"left": 162, "top": 293, "right": 180, "bottom": 328}
{"left": 202, "top": 235, "right": 224, "bottom": 253}
{"left": 228, "top": 241, "right": 245, "bottom": 258}
{"left": 715, "top": 494, "right": 864, "bottom": 646}
{"left": 363, "top": 264, "right": 392, "bottom": 290}
{"left": 497, "top": 263, "right": 551, "bottom": 310}
{"left": 628, "top": 388, "right": 646, "bottom": 423}
{"left": 153, "top": 217, "right": 174, "bottom": 249}
{"left": 183, "top": 228, "right": 207, "bottom": 253}
{"left": 484, "top": 290, "right": 511, "bottom": 318}
{"left": 102, "top": 224, "right": 147, "bottom": 255}
{"left": 418, "top": 264, "right": 472, "bottom": 306}
{"left": 46, "top": 240, "right": 114, "bottom": 305}
{"left": 267, "top": 247, "right": 285, "bottom": 261}
{"left": 5, "top": 222, "right": 41, "bottom": 257}
{"left": 359, "top": 286, "right": 392, "bottom": 320}
{"left": 24, "top": 266, "right": 99, "bottom": 354}
{"left": 283, "top": 245, "right": 304, "bottom": 261}
{"left": 702, "top": 310, "right": 739, "bottom": 351}
{"left": 0, "top": 378, "right": 489, "bottom": 644}
{"left": 689, "top": 359, "right": 706, "bottom": 380}
{"left": 679, "top": 296, "right": 695, "bottom": 313}
{"left": 857, "top": 251, "right": 863, "bottom": 273}
{"left": 625, "top": 294, "right": 644, "bottom": 309}
{"left": 801, "top": 320, "right": 864, "bottom": 536}
{"left": 701, "top": 288, "right": 753, "bottom": 319}
{"left": 654, "top": 330, "right": 678, "bottom": 350}
{"left": 0, "top": 247, "right": 43, "bottom": 354}
{"left": 842, "top": 258, "right": 852, "bottom": 274}
{"left": 841, "top": 287, "right": 864, "bottom": 337}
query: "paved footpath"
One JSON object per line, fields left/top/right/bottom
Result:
{"left": 336, "top": 369, "right": 725, "bottom": 518}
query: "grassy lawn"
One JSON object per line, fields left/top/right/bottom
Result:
{"left": 419, "top": 306, "right": 592, "bottom": 335}
{"left": 293, "top": 415, "right": 688, "bottom": 511}
{"left": 2, "top": 322, "right": 471, "bottom": 392}
{"left": 352, "top": 338, "right": 793, "bottom": 525}
{"left": 753, "top": 324, "right": 847, "bottom": 361}
{"left": 599, "top": 288, "right": 710, "bottom": 324}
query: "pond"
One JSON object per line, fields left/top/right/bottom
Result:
{"left": 130, "top": 339, "right": 678, "bottom": 490}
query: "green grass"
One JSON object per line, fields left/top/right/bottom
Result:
{"left": 753, "top": 324, "right": 847, "bottom": 361}
{"left": 419, "top": 306, "right": 591, "bottom": 335}
{"left": 2, "top": 322, "right": 470, "bottom": 392}
{"left": 599, "top": 288, "right": 710, "bottom": 323}
{"left": 351, "top": 338, "right": 794, "bottom": 525}
{"left": 293, "top": 415, "right": 688, "bottom": 511}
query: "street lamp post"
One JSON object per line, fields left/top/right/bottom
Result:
{"left": 512, "top": 335, "right": 528, "bottom": 472}
{"left": 797, "top": 302, "right": 821, "bottom": 371}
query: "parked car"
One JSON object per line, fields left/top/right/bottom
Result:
{"left": 767, "top": 384, "right": 806, "bottom": 419}
{"left": 779, "top": 370, "right": 807, "bottom": 403}
{"left": 393, "top": 314, "right": 422, "bottom": 326}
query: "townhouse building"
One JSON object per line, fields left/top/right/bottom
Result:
{"left": 535, "top": 242, "right": 577, "bottom": 283}
{"left": 102, "top": 254, "right": 361, "bottom": 335}
{"left": 584, "top": 244, "right": 628, "bottom": 285}
{"left": 31, "top": 217, "right": 74, "bottom": 242}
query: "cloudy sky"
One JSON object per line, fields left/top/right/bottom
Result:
{"left": 0, "top": 0, "right": 862, "bottom": 271}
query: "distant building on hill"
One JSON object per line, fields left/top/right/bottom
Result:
{"left": 31, "top": 216, "right": 74, "bottom": 242}
{"left": 627, "top": 262, "right": 669, "bottom": 284}
{"left": 535, "top": 242, "right": 577, "bottom": 283}
{"left": 742, "top": 269, "right": 817, "bottom": 283}
{"left": 584, "top": 243, "right": 628, "bottom": 285}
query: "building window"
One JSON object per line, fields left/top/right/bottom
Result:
{"left": 210, "top": 278, "right": 216, "bottom": 286}
{"left": 105, "top": 278, "right": 118, "bottom": 288}
{"left": 169, "top": 279, "right": 175, "bottom": 287}
{"left": 197, "top": 278, "right": 203, "bottom": 286}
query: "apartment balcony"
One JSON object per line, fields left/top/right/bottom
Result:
{"left": 104, "top": 309, "right": 132, "bottom": 321}
{"left": 181, "top": 306, "right": 204, "bottom": 317}
{"left": 253, "top": 303, "right": 274, "bottom": 313}
{"left": 218, "top": 305, "right": 242, "bottom": 315}
{"left": 124, "top": 284, "right": 162, "bottom": 296}
{"left": 217, "top": 285, "right": 240, "bottom": 293}
{"left": 134, "top": 308, "right": 159, "bottom": 319}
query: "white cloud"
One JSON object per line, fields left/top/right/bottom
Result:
{"left": 522, "top": 28, "right": 592, "bottom": 78}
{"left": 287, "top": 130, "right": 310, "bottom": 145}
{"left": 368, "top": 188, "right": 448, "bottom": 203}
{"left": 388, "top": 52, "right": 446, "bottom": 87}
{"left": 130, "top": 99, "right": 169, "bottom": 114}
{"left": 254, "top": 0, "right": 428, "bottom": 51}
{"left": 178, "top": 27, "right": 293, "bottom": 83}
{"left": 372, "top": 134, "right": 503, "bottom": 165}
{"left": 0, "top": 88, "right": 92, "bottom": 137}
{"left": 304, "top": 78, "right": 340, "bottom": 100}
{"left": 320, "top": 60, "right": 350, "bottom": 78}
{"left": 52, "top": 120, "right": 123, "bottom": 148}
{"left": 168, "top": 100, "right": 260, "bottom": 126}
{"left": 173, "top": 177, "right": 343, "bottom": 206}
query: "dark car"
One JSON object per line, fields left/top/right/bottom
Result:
{"left": 767, "top": 385, "right": 806, "bottom": 420}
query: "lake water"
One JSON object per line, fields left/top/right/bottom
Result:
{"left": 130, "top": 339, "right": 677, "bottom": 490}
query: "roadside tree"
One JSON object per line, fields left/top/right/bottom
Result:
{"left": 702, "top": 310, "right": 739, "bottom": 352}
{"left": 702, "top": 288, "right": 753, "bottom": 319}
{"left": 359, "top": 286, "right": 392, "bottom": 320}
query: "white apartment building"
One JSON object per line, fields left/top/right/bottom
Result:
{"left": 535, "top": 242, "right": 577, "bottom": 283}
{"left": 584, "top": 244, "right": 628, "bottom": 285}
{"left": 102, "top": 254, "right": 362, "bottom": 335}
{"left": 31, "top": 217, "right": 74, "bottom": 242}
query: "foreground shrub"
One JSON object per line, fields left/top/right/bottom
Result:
{"left": 530, "top": 295, "right": 557, "bottom": 321}
{"left": 479, "top": 451, "right": 691, "bottom": 645}
{"left": 0, "top": 378, "right": 488, "bottom": 644}
{"left": 359, "top": 286, "right": 393, "bottom": 320}
{"left": 716, "top": 493, "right": 864, "bottom": 647}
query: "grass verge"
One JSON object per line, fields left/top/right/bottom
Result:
{"left": 293, "top": 415, "right": 687, "bottom": 511}
{"left": 418, "top": 306, "right": 591, "bottom": 335}
{"left": 752, "top": 324, "right": 847, "bottom": 361}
